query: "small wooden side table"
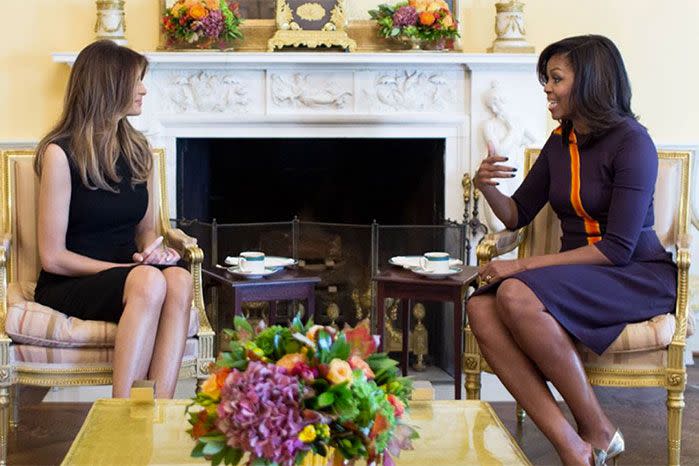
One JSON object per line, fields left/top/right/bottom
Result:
{"left": 203, "top": 266, "right": 321, "bottom": 335}
{"left": 373, "top": 266, "right": 479, "bottom": 400}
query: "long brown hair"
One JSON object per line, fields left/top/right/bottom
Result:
{"left": 537, "top": 35, "right": 636, "bottom": 135}
{"left": 35, "top": 40, "right": 151, "bottom": 191}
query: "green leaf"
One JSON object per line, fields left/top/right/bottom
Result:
{"left": 211, "top": 449, "right": 225, "bottom": 466}
{"left": 233, "top": 316, "right": 255, "bottom": 341}
{"left": 202, "top": 440, "right": 225, "bottom": 456}
{"left": 191, "top": 442, "right": 206, "bottom": 458}
{"left": 317, "top": 391, "right": 335, "bottom": 408}
{"left": 390, "top": 27, "right": 401, "bottom": 37}
{"left": 328, "top": 334, "right": 350, "bottom": 361}
{"left": 200, "top": 433, "right": 227, "bottom": 443}
{"left": 317, "top": 330, "right": 333, "bottom": 363}
{"left": 225, "top": 448, "right": 244, "bottom": 465}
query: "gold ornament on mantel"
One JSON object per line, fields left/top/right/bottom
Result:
{"left": 268, "top": 0, "right": 357, "bottom": 52}
{"left": 95, "top": 0, "right": 127, "bottom": 45}
{"left": 488, "top": 0, "right": 535, "bottom": 53}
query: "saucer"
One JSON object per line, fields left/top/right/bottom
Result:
{"left": 389, "top": 255, "right": 463, "bottom": 269}
{"left": 225, "top": 256, "right": 297, "bottom": 268}
{"left": 227, "top": 266, "right": 283, "bottom": 279}
{"left": 410, "top": 266, "right": 463, "bottom": 279}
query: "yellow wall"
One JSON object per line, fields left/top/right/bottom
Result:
{"left": 1, "top": 0, "right": 698, "bottom": 144}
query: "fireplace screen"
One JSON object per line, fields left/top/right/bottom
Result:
{"left": 176, "top": 218, "right": 472, "bottom": 375}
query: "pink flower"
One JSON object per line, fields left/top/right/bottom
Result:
{"left": 349, "top": 355, "right": 375, "bottom": 379}
{"left": 216, "top": 362, "right": 309, "bottom": 465}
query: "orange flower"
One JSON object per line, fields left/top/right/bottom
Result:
{"left": 276, "top": 352, "right": 307, "bottom": 372}
{"left": 343, "top": 319, "right": 377, "bottom": 359}
{"left": 205, "top": 0, "right": 220, "bottom": 9}
{"left": 419, "top": 11, "right": 436, "bottom": 26}
{"left": 370, "top": 413, "right": 390, "bottom": 439}
{"left": 170, "top": 1, "right": 186, "bottom": 18}
{"left": 326, "top": 358, "right": 353, "bottom": 385}
{"left": 200, "top": 366, "right": 230, "bottom": 399}
{"left": 349, "top": 355, "right": 375, "bottom": 379}
{"left": 188, "top": 4, "right": 208, "bottom": 20}
{"left": 191, "top": 410, "right": 211, "bottom": 439}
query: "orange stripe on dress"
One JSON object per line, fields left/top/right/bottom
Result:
{"left": 567, "top": 130, "right": 602, "bottom": 245}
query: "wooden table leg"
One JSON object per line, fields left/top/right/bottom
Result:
{"left": 306, "top": 284, "right": 315, "bottom": 321}
{"left": 454, "top": 291, "right": 464, "bottom": 400}
{"left": 401, "top": 299, "right": 410, "bottom": 376}
{"left": 376, "top": 284, "right": 385, "bottom": 351}
{"left": 234, "top": 290, "right": 243, "bottom": 317}
{"left": 269, "top": 301, "right": 277, "bottom": 326}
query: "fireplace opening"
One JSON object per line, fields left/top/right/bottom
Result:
{"left": 177, "top": 137, "right": 461, "bottom": 379}
{"left": 177, "top": 138, "right": 445, "bottom": 224}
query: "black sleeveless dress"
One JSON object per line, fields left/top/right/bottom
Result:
{"left": 35, "top": 141, "right": 150, "bottom": 323}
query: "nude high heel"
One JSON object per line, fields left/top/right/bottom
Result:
{"left": 592, "top": 429, "right": 625, "bottom": 466}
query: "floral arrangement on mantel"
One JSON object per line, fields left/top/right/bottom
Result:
{"left": 162, "top": 0, "right": 243, "bottom": 49}
{"left": 187, "top": 315, "right": 418, "bottom": 466}
{"left": 369, "top": 0, "right": 459, "bottom": 50}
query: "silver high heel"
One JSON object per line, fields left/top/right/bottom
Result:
{"left": 592, "top": 429, "right": 625, "bottom": 466}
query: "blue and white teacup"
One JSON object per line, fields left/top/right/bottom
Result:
{"left": 419, "top": 252, "right": 451, "bottom": 274}
{"left": 238, "top": 251, "right": 265, "bottom": 274}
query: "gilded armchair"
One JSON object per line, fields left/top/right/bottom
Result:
{"left": 0, "top": 148, "right": 214, "bottom": 465}
{"left": 464, "top": 149, "right": 694, "bottom": 466}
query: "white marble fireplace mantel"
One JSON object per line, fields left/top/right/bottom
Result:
{"left": 53, "top": 51, "right": 549, "bottom": 249}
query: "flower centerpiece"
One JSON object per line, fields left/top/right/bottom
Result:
{"left": 162, "top": 0, "right": 243, "bottom": 50}
{"left": 187, "top": 315, "right": 418, "bottom": 466}
{"left": 369, "top": 0, "right": 459, "bottom": 50}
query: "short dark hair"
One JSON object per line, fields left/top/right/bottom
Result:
{"left": 537, "top": 35, "right": 636, "bottom": 134}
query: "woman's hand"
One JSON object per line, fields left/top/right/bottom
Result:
{"left": 478, "top": 259, "right": 526, "bottom": 285}
{"left": 474, "top": 143, "right": 517, "bottom": 191}
{"left": 133, "top": 236, "right": 180, "bottom": 265}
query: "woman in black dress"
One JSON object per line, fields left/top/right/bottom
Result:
{"left": 34, "top": 40, "right": 192, "bottom": 399}
{"left": 468, "top": 35, "right": 676, "bottom": 465}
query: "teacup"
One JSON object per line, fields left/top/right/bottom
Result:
{"left": 419, "top": 252, "right": 451, "bottom": 274}
{"left": 238, "top": 251, "right": 265, "bottom": 274}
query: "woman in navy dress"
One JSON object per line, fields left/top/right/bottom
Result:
{"left": 34, "top": 41, "right": 192, "bottom": 399}
{"left": 468, "top": 35, "right": 675, "bottom": 466}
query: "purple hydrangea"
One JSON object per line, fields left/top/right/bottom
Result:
{"left": 200, "top": 9, "right": 224, "bottom": 38}
{"left": 392, "top": 6, "right": 418, "bottom": 28}
{"left": 216, "top": 362, "right": 309, "bottom": 466}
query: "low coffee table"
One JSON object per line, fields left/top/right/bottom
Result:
{"left": 374, "top": 266, "right": 479, "bottom": 400}
{"left": 62, "top": 399, "right": 531, "bottom": 465}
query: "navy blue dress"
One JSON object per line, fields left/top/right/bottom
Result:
{"left": 35, "top": 140, "right": 150, "bottom": 323}
{"left": 472, "top": 117, "right": 677, "bottom": 354}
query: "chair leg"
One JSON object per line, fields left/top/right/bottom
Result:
{"left": 667, "top": 387, "right": 684, "bottom": 466}
{"left": 516, "top": 401, "right": 526, "bottom": 425}
{"left": 0, "top": 386, "right": 9, "bottom": 466}
{"left": 8, "top": 386, "right": 17, "bottom": 429}
{"left": 464, "top": 370, "right": 481, "bottom": 400}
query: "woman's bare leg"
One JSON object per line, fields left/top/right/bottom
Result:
{"left": 495, "top": 278, "right": 616, "bottom": 451}
{"left": 112, "top": 266, "right": 167, "bottom": 398}
{"left": 147, "top": 267, "right": 192, "bottom": 398}
{"left": 467, "top": 294, "right": 592, "bottom": 465}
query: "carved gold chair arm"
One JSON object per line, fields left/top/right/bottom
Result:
{"left": 670, "top": 234, "right": 691, "bottom": 345}
{"left": 476, "top": 228, "right": 527, "bottom": 265}
{"left": 0, "top": 233, "right": 11, "bottom": 340}
{"left": 164, "top": 228, "right": 213, "bottom": 337}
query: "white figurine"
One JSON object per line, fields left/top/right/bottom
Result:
{"left": 481, "top": 81, "right": 536, "bottom": 232}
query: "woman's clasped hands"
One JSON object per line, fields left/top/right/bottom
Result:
{"left": 132, "top": 236, "right": 180, "bottom": 265}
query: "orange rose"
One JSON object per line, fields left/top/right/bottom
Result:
{"left": 349, "top": 355, "right": 375, "bottom": 379}
{"left": 276, "top": 352, "right": 307, "bottom": 371}
{"left": 419, "top": 11, "right": 436, "bottom": 26}
{"left": 170, "top": 1, "right": 186, "bottom": 18}
{"left": 205, "top": 0, "right": 220, "bottom": 9}
{"left": 200, "top": 366, "right": 230, "bottom": 399}
{"left": 326, "top": 358, "right": 353, "bottom": 385}
{"left": 191, "top": 410, "right": 211, "bottom": 439}
{"left": 188, "top": 4, "right": 208, "bottom": 20}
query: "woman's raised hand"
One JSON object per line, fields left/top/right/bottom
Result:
{"left": 474, "top": 142, "right": 517, "bottom": 191}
